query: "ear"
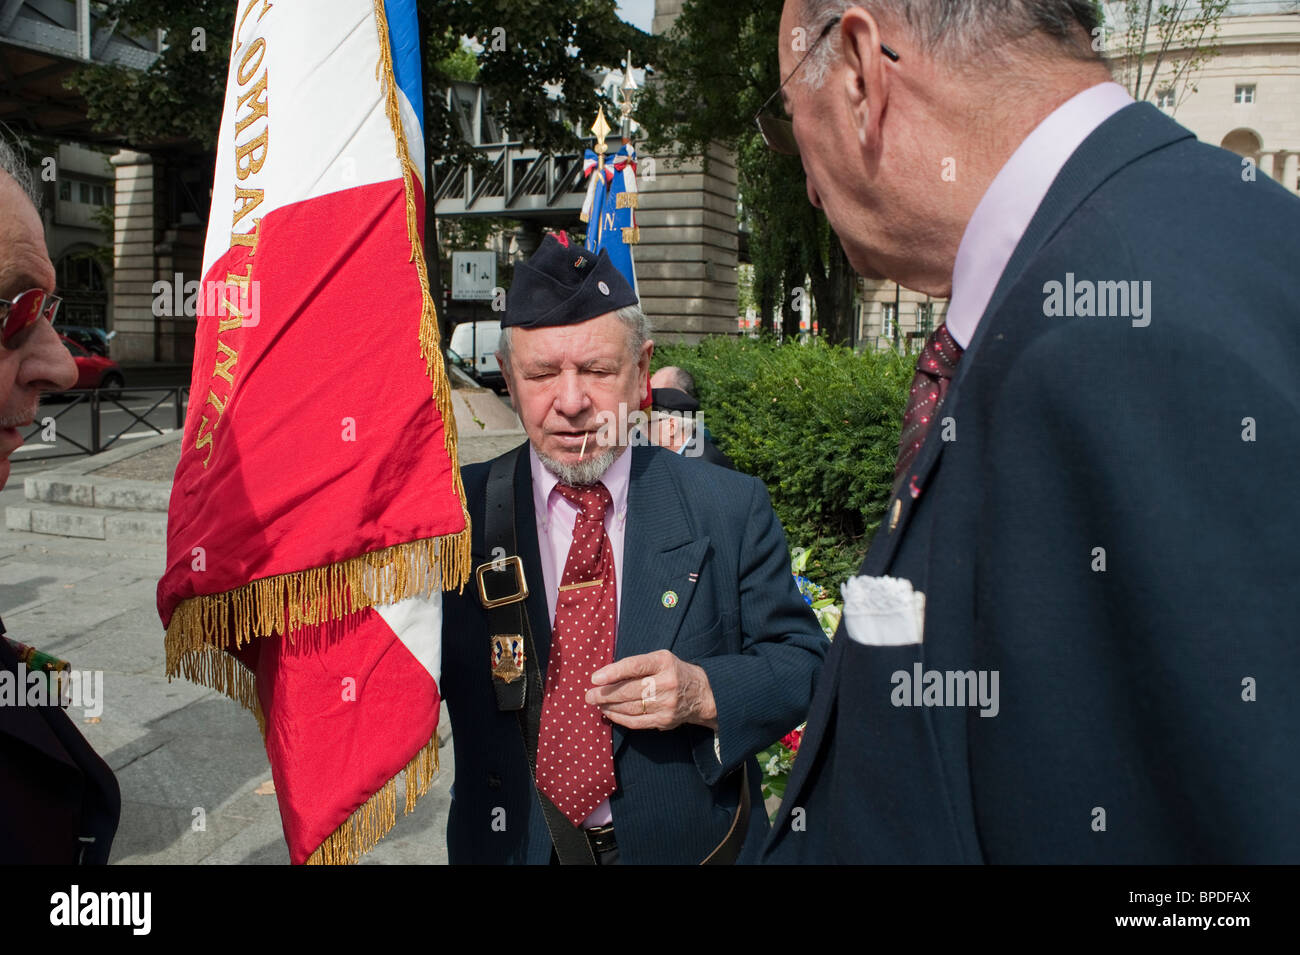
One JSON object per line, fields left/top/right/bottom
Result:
{"left": 638, "top": 339, "right": 655, "bottom": 410}
{"left": 839, "top": 8, "right": 890, "bottom": 149}
{"left": 495, "top": 351, "right": 513, "bottom": 397}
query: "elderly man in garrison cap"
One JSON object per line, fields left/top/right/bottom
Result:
{"left": 438, "top": 234, "right": 826, "bottom": 864}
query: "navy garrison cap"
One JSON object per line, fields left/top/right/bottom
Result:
{"left": 503, "top": 232, "right": 639, "bottom": 329}
{"left": 651, "top": 388, "right": 700, "bottom": 413}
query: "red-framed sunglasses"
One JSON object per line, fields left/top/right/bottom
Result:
{"left": 0, "top": 288, "right": 62, "bottom": 348}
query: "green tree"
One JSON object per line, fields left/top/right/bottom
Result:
{"left": 68, "top": 0, "right": 653, "bottom": 346}
{"left": 66, "top": 0, "right": 235, "bottom": 149}
{"left": 1100, "top": 1, "right": 1230, "bottom": 109}
{"left": 70, "top": 1, "right": 651, "bottom": 163}
{"left": 639, "top": 0, "right": 858, "bottom": 345}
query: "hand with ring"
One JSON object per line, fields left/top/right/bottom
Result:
{"left": 585, "top": 649, "right": 718, "bottom": 731}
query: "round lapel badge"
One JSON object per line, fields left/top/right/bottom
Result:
{"left": 661, "top": 590, "right": 678, "bottom": 608}
{"left": 598, "top": 280, "right": 610, "bottom": 296}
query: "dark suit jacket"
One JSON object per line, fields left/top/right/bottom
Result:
{"left": 683, "top": 433, "right": 736, "bottom": 470}
{"left": 441, "top": 442, "right": 827, "bottom": 864}
{"left": 765, "top": 103, "right": 1300, "bottom": 864}
{"left": 0, "top": 623, "right": 120, "bottom": 864}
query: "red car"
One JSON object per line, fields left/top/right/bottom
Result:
{"left": 60, "top": 334, "right": 125, "bottom": 396}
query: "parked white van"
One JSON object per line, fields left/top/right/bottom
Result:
{"left": 448, "top": 320, "right": 504, "bottom": 391}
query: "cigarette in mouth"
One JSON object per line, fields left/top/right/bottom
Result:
{"left": 580, "top": 431, "right": 589, "bottom": 461}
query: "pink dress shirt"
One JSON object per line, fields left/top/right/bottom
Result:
{"left": 529, "top": 444, "right": 632, "bottom": 827}
{"left": 945, "top": 82, "right": 1134, "bottom": 349}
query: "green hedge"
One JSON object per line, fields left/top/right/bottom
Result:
{"left": 653, "top": 337, "right": 913, "bottom": 590}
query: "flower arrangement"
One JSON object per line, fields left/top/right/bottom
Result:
{"left": 758, "top": 547, "right": 840, "bottom": 808}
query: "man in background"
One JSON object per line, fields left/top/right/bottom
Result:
{"left": 0, "top": 141, "right": 120, "bottom": 863}
{"left": 649, "top": 366, "right": 735, "bottom": 469}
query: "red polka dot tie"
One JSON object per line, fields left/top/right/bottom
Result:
{"left": 894, "top": 322, "right": 963, "bottom": 485}
{"left": 535, "top": 482, "right": 618, "bottom": 826}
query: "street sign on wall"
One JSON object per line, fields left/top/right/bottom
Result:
{"left": 451, "top": 252, "right": 496, "bottom": 301}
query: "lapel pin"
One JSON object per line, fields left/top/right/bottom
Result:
{"left": 888, "top": 498, "right": 902, "bottom": 532}
{"left": 661, "top": 591, "right": 678, "bottom": 608}
{"left": 908, "top": 475, "right": 921, "bottom": 499}
{"left": 687, "top": 572, "right": 698, "bottom": 584}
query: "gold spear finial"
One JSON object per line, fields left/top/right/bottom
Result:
{"left": 591, "top": 105, "right": 611, "bottom": 172}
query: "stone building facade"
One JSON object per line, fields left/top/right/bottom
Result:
{"left": 638, "top": 0, "right": 740, "bottom": 342}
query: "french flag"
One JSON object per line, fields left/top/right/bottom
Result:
{"left": 157, "top": 0, "right": 469, "bottom": 864}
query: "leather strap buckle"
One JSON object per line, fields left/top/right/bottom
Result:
{"left": 476, "top": 555, "right": 530, "bottom": 609}
{"left": 585, "top": 824, "right": 618, "bottom": 854}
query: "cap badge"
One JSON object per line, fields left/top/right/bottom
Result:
{"left": 598, "top": 281, "right": 610, "bottom": 296}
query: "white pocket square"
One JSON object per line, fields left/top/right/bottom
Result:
{"left": 840, "top": 575, "right": 926, "bottom": 647}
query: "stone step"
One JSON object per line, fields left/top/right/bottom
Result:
{"left": 23, "top": 475, "right": 170, "bottom": 512}
{"left": 6, "top": 502, "right": 167, "bottom": 542}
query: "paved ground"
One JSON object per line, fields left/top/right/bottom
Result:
{"left": 93, "top": 441, "right": 181, "bottom": 481}
{"left": 0, "top": 388, "right": 522, "bottom": 865}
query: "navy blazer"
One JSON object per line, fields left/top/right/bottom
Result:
{"left": 441, "top": 442, "right": 827, "bottom": 864}
{"left": 765, "top": 103, "right": 1300, "bottom": 864}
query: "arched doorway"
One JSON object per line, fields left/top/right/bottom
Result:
{"left": 55, "top": 250, "right": 109, "bottom": 329}
{"left": 1220, "top": 128, "right": 1263, "bottom": 164}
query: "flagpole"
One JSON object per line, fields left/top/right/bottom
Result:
{"left": 414, "top": 1, "right": 450, "bottom": 359}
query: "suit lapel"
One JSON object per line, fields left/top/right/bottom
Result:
{"left": 616, "top": 445, "right": 707, "bottom": 659}
{"left": 862, "top": 102, "right": 1193, "bottom": 576}
{"left": 611, "top": 446, "right": 709, "bottom": 757}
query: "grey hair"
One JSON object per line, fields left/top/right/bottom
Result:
{"left": 655, "top": 365, "right": 696, "bottom": 397}
{"left": 497, "top": 302, "right": 651, "bottom": 375}
{"left": 0, "top": 135, "right": 41, "bottom": 211}
{"left": 798, "top": 0, "right": 1103, "bottom": 86}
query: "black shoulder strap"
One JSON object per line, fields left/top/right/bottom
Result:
{"left": 483, "top": 445, "right": 596, "bottom": 865}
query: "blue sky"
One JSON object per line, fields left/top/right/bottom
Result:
{"left": 617, "top": 0, "right": 656, "bottom": 33}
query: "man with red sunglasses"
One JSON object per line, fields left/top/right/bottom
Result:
{"left": 0, "top": 149, "right": 120, "bottom": 863}
{"left": 0, "top": 158, "right": 77, "bottom": 489}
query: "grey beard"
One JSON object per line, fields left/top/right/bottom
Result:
{"left": 536, "top": 444, "right": 620, "bottom": 486}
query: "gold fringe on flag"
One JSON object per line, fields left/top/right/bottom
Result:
{"left": 174, "top": 644, "right": 267, "bottom": 737}
{"left": 164, "top": 535, "right": 470, "bottom": 680}
{"left": 304, "top": 734, "right": 441, "bottom": 865}
{"left": 161, "top": 4, "right": 467, "bottom": 867}
{"left": 616, "top": 191, "right": 638, "bottom": 209}
{"left": 622, "top": 226, "right": 641, "bottom": 244}
{"left": 372, "top": 0, "right": 471, "bottom": 586}
{"left": 297, "top": 3, "right": 453, "bottom": 866}
{"left": 163, "top": 0, "right": 473, "bottom": 691}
